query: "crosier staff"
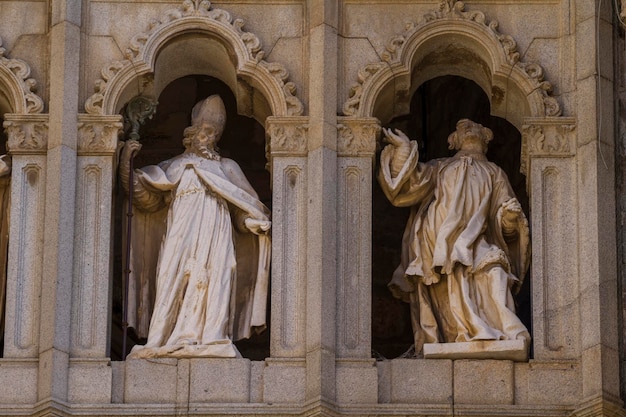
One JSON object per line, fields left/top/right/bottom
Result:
{"left": 121, "top": 96, "right": 157, "bottom": 360}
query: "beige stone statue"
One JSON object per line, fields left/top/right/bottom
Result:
{"left": 378, "top": 119, "right": 530, "bottom": 357}
{"left": 120, "top": 95, "right": 271, "bottom": 358}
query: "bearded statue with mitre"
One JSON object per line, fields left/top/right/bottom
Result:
{"left": 120, "top": 95, "right": 271, "bottom": 358}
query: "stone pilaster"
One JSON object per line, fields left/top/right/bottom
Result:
{"left": 2, "top": 114, "right": 49, "bottom": 359}
{"left": 263, "top": 116, "right": 308, "bottom": 403}
{"left": 335, "top": 117, "right": 379, "bottom": 403}
{"left": 306, "top": 0, "right": 339, "bottom": 404}
{"left": 522, "top": 118, "right": 579, "bottom": 361}
{"left": 37, "top": 0, "right": 82, "bottom": 403}
{"left": 0, "top": 114, "right": 49, "bottom": 404}
{"left": 66, "top": 114, "right": 122, "bottom": 403}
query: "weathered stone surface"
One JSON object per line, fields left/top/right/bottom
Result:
{"left": 515, "top": 361, "right": 581, "bottom": 405}
{"left": 454, "top": 360, "right": 514, "bottom": 405}
{"left": 0, "top": 360, "right": 38, "bottom": 403}
{"left": 335, "top": 360, "right": 378, "bottom": 404}
{"left": 68, "top": 359, "right": 112, "bottom": 403}
{"left": 263, "top": 359, "right": 306, "bottom": 404}
{"left": 390, "top": 359, "right": 452, "bottom": 404}
{"left": 189, "top": 358, "right": 250, "bottom": 403}
{"left": 124, "top": 358, "right": 178, "bottom": 404}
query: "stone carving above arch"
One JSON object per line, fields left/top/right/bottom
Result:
{"left": 85, "top": 0, "right": 303, "bottom": 118}
{"left": 342, "top": 0, "right": 561, "bottom": 122}
{"left": 0, "top": 37, "right": 44, "bottom": 114}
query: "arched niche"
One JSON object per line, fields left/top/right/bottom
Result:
{"left": 78, "top": 0, "right": 308, "bottom": 364}
{"left": 84, "top": 0, "right": 304, "bottom": 124}
{"left": 345, "top": 0, "right": 571, "bottom": 360}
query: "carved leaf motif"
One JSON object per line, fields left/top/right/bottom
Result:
{"left": 268, "top": 124, "right": 307, "bottom": 155}
{"left": 78, "top": 121, "right": 123, "bottom": 153}
{"left": 337, "top": 122, "right": 380, "bottom": 155}
{"left": 5, "top": 120, "right": 48, "bottom": 152}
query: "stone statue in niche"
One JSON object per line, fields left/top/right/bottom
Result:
{"left": 378, "top": 119, "right": 530, "bottom": 360}
{"left": 120, "top": 95, "right": 271, "bottom": 358}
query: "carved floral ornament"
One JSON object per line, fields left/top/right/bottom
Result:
{"left": 85, "top": 0, "right": 303, "bottom": 118}
{"left": 0, "top": 37, "right": 44, "bottom": 114}
{"left": 77, "top": 115, "right": 124, "bottom": 155}
{"left": 342, "top": 0, "right": 561, "bottom": 119}
{"left": 337, "top": 118, "right": 381, "bottom": 157}
{"left": 520, "top": 118, "right": 576, "bottom": 177}
{"left": 3, "top": 114, "right": 48, "bottom": 154}
{"left": 265, "top": 117, "right": 309, "bottom": 157}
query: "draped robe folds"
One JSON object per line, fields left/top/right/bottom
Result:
{"left": 378, "top": 141, "right": 530, "bottom": 354}
{"left": 126, "top": 152, "right": 270, "bottom": 358}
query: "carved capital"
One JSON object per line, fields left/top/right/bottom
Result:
{"left": 337, "top": 117, "right": 381, "bottom": 157}
{"left": 3, "top": 114, "right": 49, "bottom": 154}
{"left": 521, "top": 117, "right": 576, "bottom": 176}
{"left": 78, "top": 115, "right": 124, "bottom": 155}
{"left": 265, "top": 117, "right": 309, "bottom": 157}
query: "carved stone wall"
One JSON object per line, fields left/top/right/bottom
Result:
{"left": 0, "top": 0, "right": 622, "bottom": 416}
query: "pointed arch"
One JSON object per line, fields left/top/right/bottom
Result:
{"left": 84, "top": 0, "right": 303, "bottom": 123}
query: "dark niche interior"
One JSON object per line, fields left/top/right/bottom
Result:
{"left": 111, "top": 74, "right": 270, "bottom": 361}
{"left": 371, "top": 75, "right": 531, "bottom": 359}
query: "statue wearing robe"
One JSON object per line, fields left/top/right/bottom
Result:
{"left": 120, "top": 96, "right": 270, "bottom": 358}
{"left": 378, "top": 119, "right": 530, "bottom": 355}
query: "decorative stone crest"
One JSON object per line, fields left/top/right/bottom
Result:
{"left": 3, "top": 114, "right": 48, "bottom": 154}
{"left": 85, "top": 0, "right": 303, "bottom": 117}
{"left": 265, "top": 117, "right": 309, "bottom": 157}
{"left": 77, "top": 115, "right": 124, "bottom": 155}
{"left": 0, "top": 37, "right": 44, "bottom": 114}
{"left": 343, "top": 0, "right": 561, "bottom": 118}
{"left": 520, "top": 118, "right": 576, "bottom": 177}
{"left": 337, "top": 117, "right": 381, "bottom": 157}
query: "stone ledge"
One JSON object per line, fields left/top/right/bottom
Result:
{"left": 424, "top": 339, "right": 528, "bottom": 361}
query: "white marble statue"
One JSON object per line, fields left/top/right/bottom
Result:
{"left": 120, "top": 95, "right": 271, "bottom": 358}
{"left": 378, "top": 119, "right": 530, "bottom": 356}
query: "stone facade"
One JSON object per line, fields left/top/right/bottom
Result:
{"left": 0, "top": 0, "right": 623, "bottom": 416}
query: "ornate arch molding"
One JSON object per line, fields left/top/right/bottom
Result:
{"left": 0, "top": 37, "right": 44, "bottom": 115}
{"left": 84, "top": 0, "right": 303, "bottom": 121}
{"left": 0, "top": 37, "right": 47, "bottom": 155}
{"left": 342, "top": 0, "right": 562, "bottom": 130}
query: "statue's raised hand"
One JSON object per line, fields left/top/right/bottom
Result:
{"left": 383, "top": 128, "right": 410, "bottom": 149}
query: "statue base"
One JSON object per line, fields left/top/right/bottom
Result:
{"left": 128, "top": 341, "right": 242, "bottom": 359}
{"left": 423, "top": 339, "right": 528, "bottom": 361}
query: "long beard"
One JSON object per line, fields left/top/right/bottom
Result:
{"left": 193, "top": 144, "right": 221, "bottom": 161}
